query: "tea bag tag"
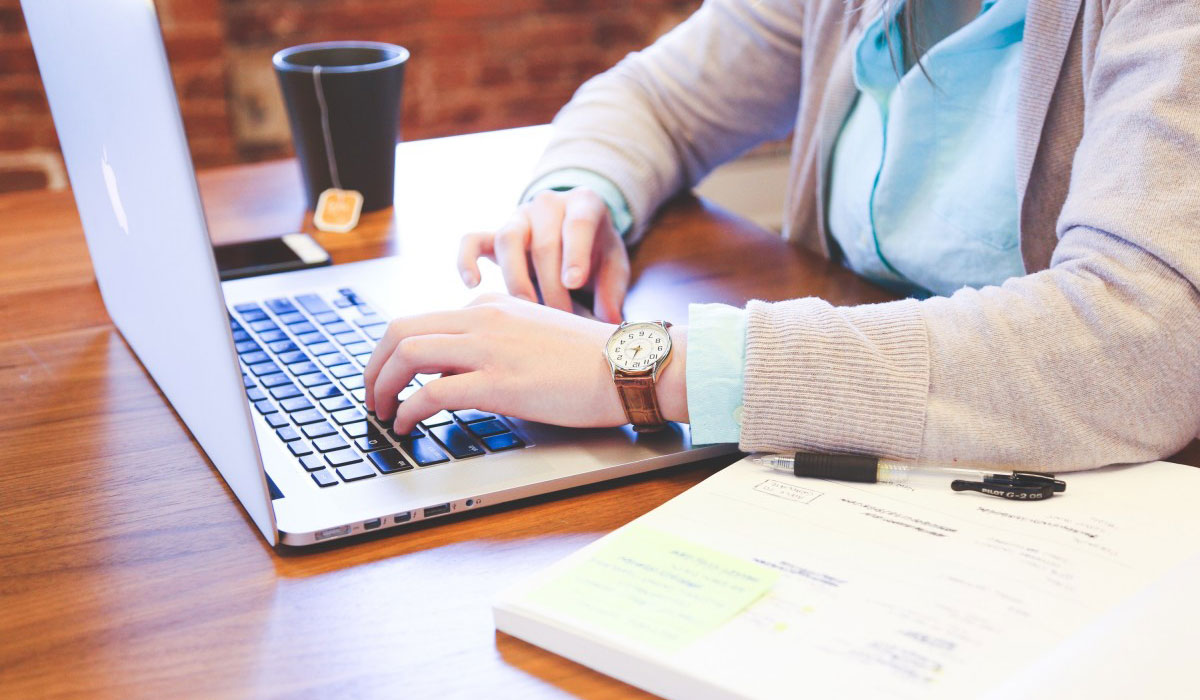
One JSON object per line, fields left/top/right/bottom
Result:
{"left": 313, "top": 187, "right": 363, "bottom": 233}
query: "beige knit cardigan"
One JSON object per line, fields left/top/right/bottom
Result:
{"left": 529, "top": 0, "right": 1200, "bottom": 470}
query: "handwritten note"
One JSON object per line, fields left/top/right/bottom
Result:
{"left": 528, "top": 525, "right": 779, "bottom": 653}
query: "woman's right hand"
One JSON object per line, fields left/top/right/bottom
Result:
{"left": 456, "top": 187, "right": 630, "bottom": 323}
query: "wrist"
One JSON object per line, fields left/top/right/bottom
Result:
{"left": 657, "top": 325, "right": 688, "bottom": 423}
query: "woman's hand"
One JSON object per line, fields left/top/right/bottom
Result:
{"left": 457, "top": 188, "right": 630, "bottom": 323}
{"left": 363, "top": 294, "right": 687, "bottom": 435}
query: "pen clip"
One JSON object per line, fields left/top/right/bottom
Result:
{"left": 951, "top": 474, "right": 1057, "bottom": 501}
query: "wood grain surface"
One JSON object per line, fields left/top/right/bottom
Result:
{"left": 1, "top": 128, "right": 1194, "bottom": 699}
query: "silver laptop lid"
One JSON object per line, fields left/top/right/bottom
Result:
{"left": 23, "top": 0, "right": 277, "bottom": 543}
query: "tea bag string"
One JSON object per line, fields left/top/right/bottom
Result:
{"left": 312, "top": 65, "right": 342, "bottom": 191}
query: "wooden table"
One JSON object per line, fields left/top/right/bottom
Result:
{"left": 1, "top": 127, "right": 1194, "bottom": 698}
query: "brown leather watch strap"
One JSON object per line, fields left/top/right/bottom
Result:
{"left": 613, "top": 373, "right": 666, "bottom": 432}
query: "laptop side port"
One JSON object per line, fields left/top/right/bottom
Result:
{"left": 423, "top": 503, "right": 452, "bottom": 518}
{"left": 394, "top": 511, "right": 412, "bottom": 524}
{"left": 363, "top": 518, "right": 382, "bottom": 531}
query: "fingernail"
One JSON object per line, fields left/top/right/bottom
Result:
{"left": 563, "top": 266, "right": 583, "bottom": 288}
{"left": 461, "top": 270, "right": 478, "bottom": 287}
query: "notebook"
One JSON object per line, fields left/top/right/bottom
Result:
{"left": 494, "top": 457, "right": 1200, "bottom": 699}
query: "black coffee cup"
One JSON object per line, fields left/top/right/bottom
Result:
{"left": 273, "top": 41, "right": 409, "bottom": 213}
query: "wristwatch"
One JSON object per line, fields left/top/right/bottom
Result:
{"left": 604, "top": 321, "right": 674, "bottom": 432}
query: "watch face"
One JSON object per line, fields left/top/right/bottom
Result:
{"left": 606, "top": 322, "right": 671, "bottom": 372}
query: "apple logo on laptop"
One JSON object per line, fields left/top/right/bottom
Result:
{"left": 101, "top": 147, "right": 130, "bottom": 235}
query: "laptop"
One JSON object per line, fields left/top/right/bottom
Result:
{"left": 21, "top": 0, "right": 732, "bottom": 547}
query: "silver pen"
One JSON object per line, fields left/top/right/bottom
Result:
{"left": 749, "top": 452, "right": 1066, "bottom": 501}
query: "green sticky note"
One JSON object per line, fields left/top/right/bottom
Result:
{"left": 527, "top": 525, "right": 779, "bottom": 653}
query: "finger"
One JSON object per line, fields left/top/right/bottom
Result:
{"left": 527, "top": 198, "right": 573, "bottom": 313}
{"left": 372, "top": 334, "right": 478, "bottom": 421}
{"left": 364, "top": 312, "right": 476, "bottom": 412}
{"left": 592, "top": 244, "right": 630, "bottom": 323}
{"left": 456, "top": 232, "right": 495, "bottom": 288}
{"left": 392, "top": 372, "right": 480, "bottom": 434}
{"left": 560, "top": 192, "right": 607, "bottom": 289}
{"left": 493, "top": 209, "right": 538, "bottom": 302}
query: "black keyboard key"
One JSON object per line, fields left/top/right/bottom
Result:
{"left": 249, "top": 320, "right": 279, "bottom": 333}
{"left": 318, "top": 352, "right": 349, "bottom": 368}
{"left": 289, "top": 361, "right": 320, "bottom": 376}
{"left": 467, "top": 419, "right": 509, "bottom": 437}
{"left": 260, "top": 372, "right": 292, "bottom": 388}
{"left": 241, "top": 350, "right": 270, "bottom": 365}
{"left": 314, "top": 311, "right": 341, "bottom": 325}
{"left": 321, "top": 396, "right": 355, "bottom": 412}
{"left": 266, "top": 298, "right": 296, "bottom": 314}
{"left": 290, "top": 322, "right": 317, "bottom": 335}
{"left": 324, "top": 321, "right": 353, "bottom": 335}
{"left": 368, "top": 448, "right": 412, "bottom": 473}
{"left": 326, "top": 449, "right": 363, "bottom": 468}
{"left": 269, "top": 384, "right": 302, "bottom": 401}
{"left": 300, "top": 454, "right": 326, "bottom": 472}
{"left": 314, "top": 435, "right": 350, "bottom": 452}
{"left": 248, "top": 361, "right": 280, "bottom": 377}
{"left": 246, "top": 387, "right": 267, "bottom": 402}
{"left": 354, "top": 315, "right": 387, "bottom": 328}
{"left": 331, "top": 407, "right": 366, "bottom": 425}
{"left": 259, "top": 329, "right": 288, "bottom": 343}
{"left": 351, "top": 388, "right": 367, "bottom": 402}
{"left": 276, "top": 426, "right": 301, "bottom": 442}
{"left": 240, "top": 308, "right": 268, "bottom": 323}
{"left": 233, "top": 302, "right": 261, "bottom": 313}
{"left": 291, "top": 409, "right": 325, "bottom": 425}
{"left": 269, "top": 339, "right": 298, "bottom": 354}
{"left": 389, "top": 424, "right": 424, "bottom": 440}
{"left": 277, "top": 311, "right": 306, "bottom": 326}
{"left": 299, "top": 372, "right": 331, "bottom": 388}
{"left": 483, "top": 432, "right": 524, "bottom": 452}
{"left": 265, "top": 412, "right": 290, "bottom": 428}
{"left": 343, "top": 421, "right": 371, "bottom": 438}
{"left": 235, "top": 340, "right": 260, "bottom": 354}
{"left": 308, "top": 342, "right": 337, "bottom": 356}
{"left": 363, "top": 324, "right": 387, "bottom": 341}
{"left": 232, "top": 329, "right": 250, "bottom": 343}
{"left": 280, "top": 396, "right": 314, "bottom": 413}
{"left": 401, "top": 436, "right": 450, "bottom": 466}
{"left": 429, "top": 424, "right": 485, "bottom": 459}
{"left": 330, "top": 364, "right": 360, "bottom": 379}
{"left": 295, "top": 293, "right": 331, "bottom": 315}
{"left": 332, "top": 331, "right": 362, "bottom": 345}
{"left": 309, "top": 384, "right": 343, "bottom": 400}
{"left": 453, "top": 409, "right": 495, "bottom": 423}
{"left": 297, "top": 331, "right": 327, "bottom": 345}
{"left": 302, "top": 421, "right": 337, "bottom": 439}
{"left": 242, "top": 373, "right": 255, "bottom": 388}
{"left": 254, "top": 399, "right": 277, "bottom": 415}
{"left": 279, "top": 350, "right": 308, "bottom": 365}
{"left": 288, "top": 441, "right": 314, "bottom": 457}
{"left": 355, "top": 432, "right": 391, "bottom": 452}
{"left": 312, "top": 470, "right": 338, "bottom": 487}
{"left": 340, "top": 374, "right": 365, "bottom": 390}
{"left": 336, "top": 462, "right": 375, "bottom": 481}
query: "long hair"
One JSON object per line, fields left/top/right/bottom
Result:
{"left": 883, "top": 0, "right": 933, "bottom": 81}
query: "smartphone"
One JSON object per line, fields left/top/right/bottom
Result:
{"left": 214, "top": 233, "right": 331, "bottom": 281}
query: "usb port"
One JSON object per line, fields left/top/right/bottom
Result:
{"left": 363, "top": 518, "right": 382, "bottom": 531}
{"left": 394, "top": 511, "right": 412, "bottom": 524}
{"left": 423, "top": 503, "right": 452, "bottom": 518}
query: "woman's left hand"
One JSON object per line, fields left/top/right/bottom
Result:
{"left": 363, "top": 293, "right": 687, "bottom": 434}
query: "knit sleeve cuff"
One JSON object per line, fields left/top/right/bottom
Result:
{"left": 738, "top": 297, "right": 930, "bottom": 459}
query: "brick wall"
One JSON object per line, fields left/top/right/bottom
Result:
{"left": 0, "top": 0, "right": 699, "bottom": 194}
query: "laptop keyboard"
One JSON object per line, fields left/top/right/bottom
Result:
{"left": 230, "top": 287, "right": 527, "bottom": 489}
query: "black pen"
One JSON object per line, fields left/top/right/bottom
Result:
{"left": 749, "top": 452, "right": 1066, "bottom": 501}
